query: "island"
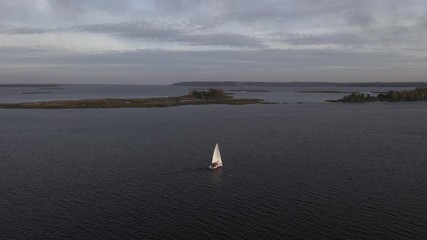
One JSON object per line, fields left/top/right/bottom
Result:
{"left": 327, "top": 88, "right": 427, "bottom": 102}
{"left": 297, "top": 90, "right": 354, "bottom": 93}
{"left": 0, "top": 89, "right": 266, "bottom": 109}
{"left": 21, "top": 92, "right": 52, "bottom": 94}
{"left": 227, "top": 89, "right": 273, "bottom": 93}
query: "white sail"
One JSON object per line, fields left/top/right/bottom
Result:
{"left": 212, "top": 143, "right": 222, "bottom": 164}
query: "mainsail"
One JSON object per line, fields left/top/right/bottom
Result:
{"left": 212, "top": 143, "right": 222, "bottom": 164}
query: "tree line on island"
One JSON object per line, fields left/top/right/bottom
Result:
{"left": 188, "top": 88, "right": 227, "bottom": 99}
{"left": 330, "top": 88, "right": 427, "bottom": 102}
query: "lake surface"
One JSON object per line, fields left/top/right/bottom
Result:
{"left": 1, "top": 85, "right": 426, "bottom": 239}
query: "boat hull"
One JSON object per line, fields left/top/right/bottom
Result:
{"left": 209, "top": 163, "right": 223, "bottom": 169}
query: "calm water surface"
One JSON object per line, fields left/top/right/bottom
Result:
{"left": 1, "top": 85, "right": 426, "bottom": 239}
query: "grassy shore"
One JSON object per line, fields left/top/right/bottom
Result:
{"left": 0, "top": 90, "right": 266, "bottom": 109}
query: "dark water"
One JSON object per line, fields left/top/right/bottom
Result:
{"left": 1, "top": 86, "right": 427, "bottom": 239}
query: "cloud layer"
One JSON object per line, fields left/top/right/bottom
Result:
{"left": 1, "top": 0, "right": 427, "bottom": 84}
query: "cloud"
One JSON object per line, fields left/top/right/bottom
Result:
{"left": 48, "top": 0, "right": 132, "bottom": 13}
{"left": 0, "top": 48, "right": 413, "bottom": 71}
{"left": 73, "top": 22, "right": 264, "bottom": 47}
{"left": 1, "top": 22, "right": 265, "bottom": 48}
{"left": 1, "top": 0, "right": 427, "bottom": 83}
{"left": 273, "top": 33, "right": 369, "bottom": 46}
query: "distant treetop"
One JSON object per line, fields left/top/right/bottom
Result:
{"left": 331, "top": 88, "right": 427, "bottom": 102}
{"left": 188, "top": 88, "right": 227, "bottom": 99}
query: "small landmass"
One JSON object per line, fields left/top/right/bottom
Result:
{"left": 0, "top": 89, "right": 266, "bottom": 109}
{"left": 0, "top": 84, "right": 60, "bottom": 88}
{"left": 21, "top": 92, "right": 52, "bottom": 94}
{"left": 228, "top": 89, "right": 273, "bottom": 93}
{"left": 189, "top": 88, "right": 271, "bottom": 93}
{"left": 39, "top": 87, "right": 65, "bottom": 90}
{"left": 327, "top": 88, "right": 427, "bottom": 102}
{"left": 297, "top": 90, "right": 354, "bottom": 93}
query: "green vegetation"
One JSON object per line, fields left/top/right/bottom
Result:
{"left": 338, "top": 92, "right": 377, "bottom": 102}
{"left": 377, "top": 88, "right": 427, "bottom": 101}
{"left": 0, "top": 88, "right": 266, "bottom": 109}
{"left": 188, "top": 88, "right": 227, "bottom": 99}
{"left": 329, "top": 88, "right": 427, "bottom": 102}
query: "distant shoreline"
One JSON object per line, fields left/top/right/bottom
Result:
{"left": 2, "top": 82, "right": 427, "bottom": 88}
{"left": 171, "top": 81, "right": 427, "bottom": 88}
{"left": 0, "top": 84, "right": 60, "bottom": 88}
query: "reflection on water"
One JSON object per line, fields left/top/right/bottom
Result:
{"left": 210, "top": 168, "right": 223, "bottom": 187}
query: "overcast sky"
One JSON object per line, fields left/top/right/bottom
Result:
{"left": 1, "top": 0, "right": 426, "bottom": 84}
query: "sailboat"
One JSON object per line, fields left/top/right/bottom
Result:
{"left": 209, "top": 143, "right": 223, "bottom": 169}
